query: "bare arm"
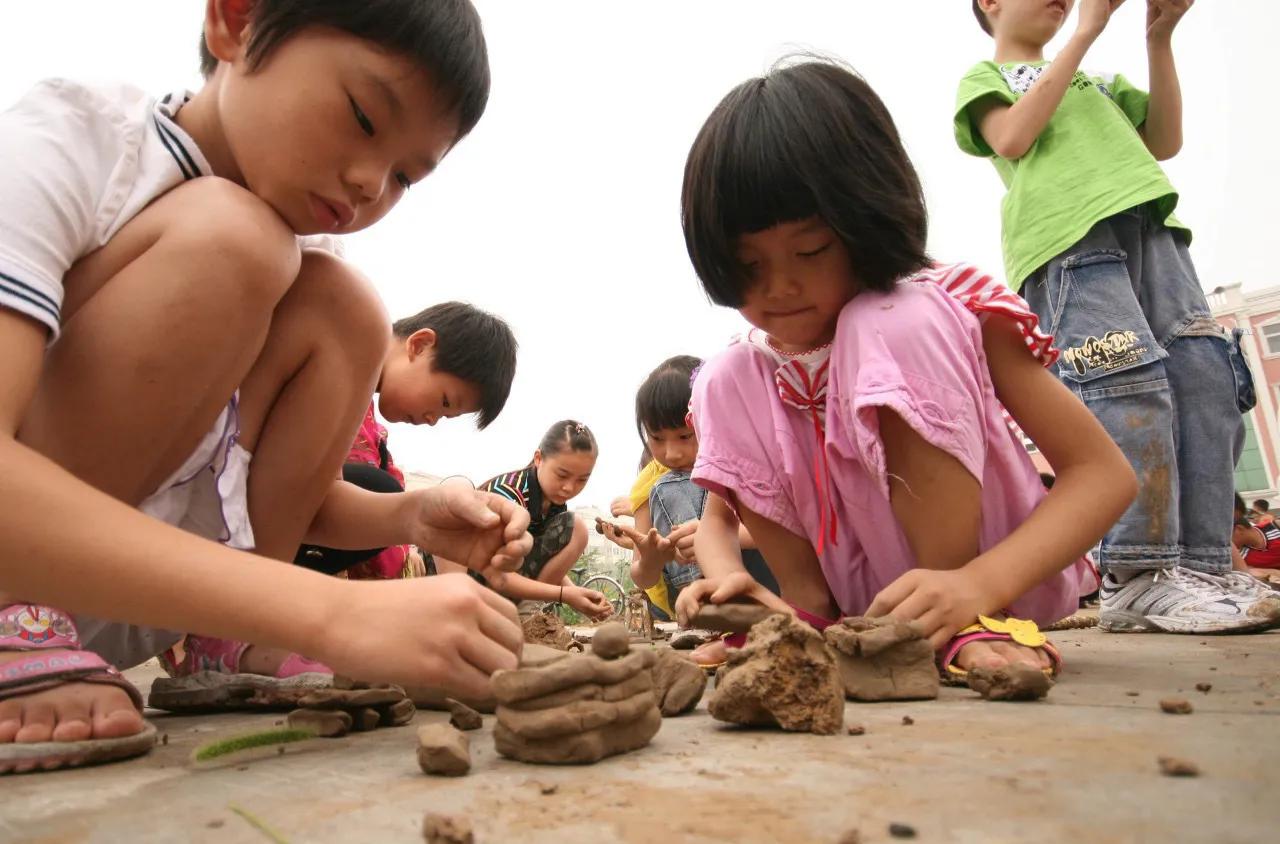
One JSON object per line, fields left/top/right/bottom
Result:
{"left": 1138, "top": 0, "right": 1191, "bottom": 159}
{"left": 965, "top": 319, "right": 1137, "bottom": 609}
{"left": 974, "top": 0, "right": 1121, "bottom": 159}
{"left": 0, "top": 310, "right": 524, "bottom": 696}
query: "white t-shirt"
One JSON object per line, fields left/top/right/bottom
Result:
{"left": 0, "top": 78, "right": 340, "bottom": 339}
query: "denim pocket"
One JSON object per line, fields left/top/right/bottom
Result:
{"left": 1045, "top": 249, "right": 1165, "bottom": 386}
{"left": 1228, "top": 327, "right": 1258, "bottom": 413}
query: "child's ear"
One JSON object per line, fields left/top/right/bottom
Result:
{"left": 204, "top": 0, "right": 255, "bottom": 65}
{"left": 532, "top": 449, "right": 543, "bottom": 468}
{"left": 407, "top": 329, "right": 438, "bottom": 362}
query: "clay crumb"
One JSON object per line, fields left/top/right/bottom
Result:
{"left": 417, "top": 724, "right": 471, "bottom": 776}
{"left": 1159, "top": 698, "right": 1193, "bottom": 715}
{"left": 900, "top": 716, "right": 914, "bottom": 726}
{"left": 1158, "top": 756, "right": 1200, "bottom": 777}
{"left": 1195, "top": 682, "right": 1212, "bottom": 693}
{"left": 1125, "top": 690, "right": 1140, "bottom": 697}
{"left": 539, "top": 783, "right": 558, "bottom": 795}
{"left": 422, "top": 812, "right": 474, "bottom": 844}
{"left": 847, "top": 724, "right": 866, "bottom": 736}
{"left": 888, "top": 821, "right": 917, "bottom": 838}
{"left": 161, "top": 733, "right": 169, "bottom": 746}
{"left": 206, "top": 820, "right": 225, "bottom": 829}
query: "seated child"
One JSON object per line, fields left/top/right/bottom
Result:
{"left": 436, "top": 420, "right": 613, "bottom": 621}
{"left": 171, "top": 302, "right": 518, "bottom": 678}
{"left": 1234, "top": 494, "right": 1280, "bottom": 578}
{"left": 622, "top": 355, "right": 778, "bottom": 665}
{"left": 673, "top": 58, "right": 1135, "bottom": 681}
{"left": 0, "top": 0, "right": 528, "bottom": 774}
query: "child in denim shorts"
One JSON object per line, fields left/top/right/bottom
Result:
{"left": 958, "top": 0, "right": 1279, "bottom": 633}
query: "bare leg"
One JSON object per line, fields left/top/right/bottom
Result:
{"left": 2, "top": 180, "right": 299, "bottom": 770}
{"left": 879, "top": 409, "right": 1049, "bottom": 672}
{"left": 232, "top": 251, "right": 388, "bottom": 672}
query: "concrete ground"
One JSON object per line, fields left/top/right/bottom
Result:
{"left": 3, "top": 626, "right": 1278, "bottom": 844}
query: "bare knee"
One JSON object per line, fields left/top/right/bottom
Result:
{"left": 160, "top": 178, "right": 301, "bottom": 308}
{"left": 290, "top": 250, "right": 389, "bottom": 374}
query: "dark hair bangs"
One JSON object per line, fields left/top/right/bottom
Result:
{"left": 683, "top": 59, "right": 930, "bottom": 308}
{"left": 634, "top": 355, "right": 701, "bottom": 442}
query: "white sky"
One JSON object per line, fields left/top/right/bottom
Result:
{"left": 3, "top": 1, "right": 1275, "bottom": 509}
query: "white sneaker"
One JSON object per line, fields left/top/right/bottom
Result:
{"left": 1214, "top": 570, "right": 1280, "bottom": 600}
{"left": 1099, "top": 566, "right": 1280, "bottom": 634}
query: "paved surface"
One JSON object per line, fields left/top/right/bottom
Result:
{"left": 3, "top": 627, "right": 1278, "bottom": 844}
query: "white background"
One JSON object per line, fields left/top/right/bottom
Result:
{"left": 2, "top": 1, "right": 1273, "bottom": 508}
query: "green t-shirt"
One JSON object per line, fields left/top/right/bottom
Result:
{"left": 954, "top": 61, "right": 1187, "bottom": 290}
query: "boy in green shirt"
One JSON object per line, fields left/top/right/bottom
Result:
{"left": 956, "top": 0, "right": 1280, "bottom": 634}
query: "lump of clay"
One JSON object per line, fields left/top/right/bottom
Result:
{"left": 522, "top": 613, "right": 572, "bottom": 650}
{"left": 823, "top": 617, "right": 939, "bottom": 702}
{"left": 650, "top": 649, "right": 707, "bottom": 716}
{"left": 591, "top": 621, "right": 631, "bottom": 659}
{"left": 966, "top": 664, "right": 1053, "bottom": 702}
{"left": 423, "top": 813, "right": 474, "bottom": 844}
{"left": 446, "top": 698, "right": 483, "bottom": 731}
{"left": 492, "top": 629, "right": 661, "bottom": 764}
{"left": 668, "top": 628, "right": 719, "bottom": 650}
{"left": 417, "top": 723, "right": 471, "bottom": 776}
{"left": 708, "top": 613, "right": 844, "bottom": 735}
{"left": 689, "top": 602, "right": 780, "bottom": 634}
{"left": 287, "top": 708, "right": 352, "bottom": 737}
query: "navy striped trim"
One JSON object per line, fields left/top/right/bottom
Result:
{"left": 0, "top": 271, "right": 59, "bottom": 323}
{"left": 153, "top": 116, "right": 202, "bottom": 181}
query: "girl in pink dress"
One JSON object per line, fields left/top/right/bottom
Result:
{"left": 674, "top": 59, "right": 1135, "bottom": 680}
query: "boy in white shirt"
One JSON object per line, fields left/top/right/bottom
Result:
{"left": 0, "top": 0, "right": 528, "bottom": 774}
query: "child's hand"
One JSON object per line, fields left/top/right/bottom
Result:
{"left": 407, "top": 481, "right": 532, "bottom": 584}
{"left": 320, "top": 574, "right": 522, "bottom": 700}
{"left": 674, "top": 571, "right": 792, "bottom": 627}
{"left": 564, "top": 585, "right": 613, "bottom": 621}
{"left": 609, "top": 496, "right": 634, "bottom": 518}
{"left": 866, "top": 568, "right": 993, "bottom": 650}
{"left": 668, "top": 520, "right": 700, "bottom": 565}
{"left": 1077, "top": 0, "right": 1127, "bottom": 39}
{"left": 1146, "top": 0, "right": 1191, "bottom": 42}
{"left": 618, "top": 525, "right": 673, "bottom": 564}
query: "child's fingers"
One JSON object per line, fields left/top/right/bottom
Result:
{"left": 445, "top": 489, "right": 501, "bottom": 528}
{"left": 459, "top": 619, "right": 521, "bottom": 677}
{"left": 446, "top": 653, "right": 502, "bottom": 701}
{"left": 675, "top": 580, "right": 715, "bottom": 625}
{"left": 866, "top": 575, "right": 918, "bottom": 618}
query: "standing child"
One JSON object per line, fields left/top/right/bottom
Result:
{"left": 0, "top": 0, "right": 530, "bottom": 774}
{"left": 437, "top": 421, "right": 613, "bottom": 620}
{"left": 957, "top": 0, "right": 1280, "bottom": 631}
{"left": 674, "top": 58, "right": 1136, "bottom": 680}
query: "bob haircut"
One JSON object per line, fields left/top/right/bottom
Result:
{"left": 681, "top": 57, "right": 929, "bottom": 307}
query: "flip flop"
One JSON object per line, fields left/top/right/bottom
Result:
{"left": 1, "top": 604, "right": 157, "bottom": 774}
{"left": 939, "top": 615, "right": 1062, "bottom": 686}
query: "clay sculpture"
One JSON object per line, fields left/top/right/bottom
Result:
{"left": 823, "top": 616, "right": 940, "bottom": 702}
{"left": 708, "top": 613, "right": 845, "bottom": 735}
{"left": 281, "top": 683, "right": 416, "bottom": 737}
{"left": 492, "top": 621, "right": 661, "bottom": 763}
{"left": 522, "top": 612, "right": 573, "bottom": 650}
{"left": 650, "top": 649, "right": 707, "bottom": 716}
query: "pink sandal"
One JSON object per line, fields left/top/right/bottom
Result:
{"left": 939, "top": 615, "right": 1062, "bottom": 685}
{"left": 148, "top": 634, "right": 332, "bottom": 712}
{"left": 0, "top": 604, "right": 156, "bottom": 774}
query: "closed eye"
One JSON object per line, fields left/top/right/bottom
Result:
{"left": 798, "top": 242, "right": 832, "bottom": 258}
{"left": 349, "top": 95, "right": 375, "bottom": 137}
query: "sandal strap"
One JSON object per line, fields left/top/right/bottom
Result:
{"left": 0, "top": 603, "right": 82, "bottom": 650}
{"left": 0, "top": 651, "right": 145, "bottom": 711}
{"left": 939, "top": 616, "right": 1063, "bottom": 677}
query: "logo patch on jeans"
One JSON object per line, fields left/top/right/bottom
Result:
{"left": 1062, "top": 330, "right": 1148, "bottom": 376}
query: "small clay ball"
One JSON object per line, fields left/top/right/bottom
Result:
{"left": 591, "top": 622, "right": 630, "bottom": 659}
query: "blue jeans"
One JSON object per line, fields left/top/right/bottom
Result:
{"left": 649, "top": 471, "right": 779, "bottom": 610}
{"left": 1023, "top": 205, "right": 1255, "bottom": 575}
